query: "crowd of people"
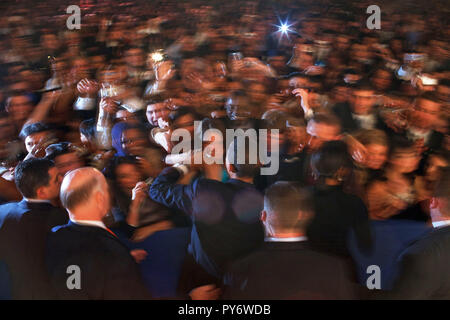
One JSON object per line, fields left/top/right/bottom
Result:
{"left": 0, "top": 0, "right": 449, "bottom": 299}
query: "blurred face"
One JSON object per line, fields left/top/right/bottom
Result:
{"left": 72, "top": 58, "right": 91, "bottom": 80}
{"left": 425, "top": 155, "right": 448, "bottom": 182}
{"left": 390, "top": 148, "right": 420, "bottom": 173}
{"left": 115, "top": 163, "right": 142, "bottom": 194}
{"left": 306, "top": 121, "right": 341, "bottom": 152}
{"left": 171, "top": 114, "right": 196, "bottom": 137}
{"left": 121, "top": 128, "right": 147, "bottom": 156}
{"left": 54, "top": 152, "right": 83, "bottom": 176}
{"left": 25, "top": 132, "right": 49, "bottom": 153}
{"left": 365, "top": 144, "right": 388, "bottom": 170}
{"left": 7, "top": 96, "right": 34, "bottom": 126}
{"left": 372, "top": 70, "right": 392, "bottom": 91}
{"left": 410, "top": 98, "right": 441, "bottom": 130}
{"left": 351, "top": 89, "right": 376, "bottom": 115}
{"left": 125, "top": 48, "right": 145, "bottom": 68}
{"left": 248, "top": 84, "right": 267, "bottom": 104}
{"left": 333, "top": 86, "right": 348, "bottom": 103}
{"left": 146, "top": 103, "right": 169, "bottom": 126}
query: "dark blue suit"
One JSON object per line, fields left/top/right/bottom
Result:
{"left": 149, "top": 167, "right": 265, "bottom": 278}
{"left": 46, "top": 221, "right": 151, "bottom": 299}
{"left": 0, "top": 199, "right": 68, "bottom": 299}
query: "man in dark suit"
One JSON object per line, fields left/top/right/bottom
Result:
{"left": 382, "top": 167, "right": 450, "bottom": 299}
{"left": 332, "top": 83, "right": 384, "bottom": 134}
{"left": 45, "top": 167, "right": 151, "bottom": 299}
{"left": 0, "top": 158, "right": 67, "bottom": 299}
{"left": 224, "top": 181, "right": 361, "bottom": 300}
{"left": 149, "top": 137, "right": 265, "bottom": 282}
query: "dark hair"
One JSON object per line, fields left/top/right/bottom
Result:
{"left": 104, "top": 155, "right": 139, "bottom": 181}
{"left": 45, "top": 142, "right": 80, "bottom": 161}
{"left": 309, "top": 113, "right": 341, "bottom": 132}
{"left": 19, "top": 122, "right": 52, "bottom": 140}
{"left": 168, "top": 106, "right": 202, "bottom": 123}
{"left": 311, "top": 140, "right": 353, "bottom": 181}
{"left": 14, "top": 158, "right": 54, "bottom": 198}
{"left": 264, "top": 181, "right": 314, "bottom": 231}
{"left": 79, "top": 118, "right": 96, "bottom": 141}
{"left": 388, "top": 136, "right": 415, "bottom": 159}
{"left": 226, "top": 136, "right": 260, "bottom": 178}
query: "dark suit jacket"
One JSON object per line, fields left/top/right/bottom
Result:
{"left": 307, "top": 185, "right": 373, "bottom": 257}
{"left": 0, "top": 199, "right": 68, "bottom": 299}
{"left": 381, "top": 225, "right": 450, "bottom": 299}
{"left": 149, "top": 167, "right": 265, "bottom": 278}
{"left": 45, "top": 221, "right": 151, "bottom": 300}
{"left": 332, "top": 102, "right": 386, "bottom": 133}
{"left": 223, "top": 241, "right": 361, "bottom": 299}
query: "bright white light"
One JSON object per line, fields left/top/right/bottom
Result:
{"left": 280, "top": 23, "right": 289, "bottom": 33}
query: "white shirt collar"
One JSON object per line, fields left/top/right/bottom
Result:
{"left": 432, "top": 220, "right": 450, "bottom": 229}
{"left": 23, "top": 197, "right": 51, "bottom": 204}
{"left": 265, "top": 236, "right": 308, "bottom": 243}
{"left": 70, "top": 218, "right": 107, "bottom": 230}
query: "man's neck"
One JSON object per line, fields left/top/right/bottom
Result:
{"left": 230, "top": 175, "right": 254, "bottom": 184}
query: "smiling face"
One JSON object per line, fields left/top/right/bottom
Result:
{"left": 351, "top": 89, "right": 377, "bottom": 115}
{"left": 7, "top": 95, "right": 34, "bottom": 127}
{"left": 365, "top": 144, "right": 388, "bottom": 170}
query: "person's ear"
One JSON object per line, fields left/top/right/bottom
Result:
{"left": 225, "top": 162, "right": 236, "bottom": 175}
{"left": 430, "top": 197, "right": 439, "bottom": 210}
{"left": 35, "top": 186, "right": 47, "bottom": 200}
{"left": 260, "top": 210, "right": 267, "bottom": 222}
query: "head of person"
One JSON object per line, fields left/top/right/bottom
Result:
{"left": 261, "top": 109, "right": 289, "bottom": 151}
{"left": 5, "top": 93, "right": 34, "bottom": 128}
{"left": 350, "top": 83, "right": 377, "bottom": 115}
{"left": 124, "top": 46, "right": 145, "bottom": 68}
{"left": 45, "top": 142, "right": 84, "bottom": 176}
{"left": 410, "top": 92, "right": 442, "bottom": 131}
{"left": 306, "top": 113, "right": 342, "bottom": 152}
{"left": 311, "top": 140, "right": 354, "bottom": 186}
{"left": 14, "top": 158, "right": 62, "bottom": 201}
{"left": 225, "top": 91, "right": 255, "bottom": 120}
{"left": 354, "top": 129, "right": 389, "bottom": 170}
{"left": 79, "top": 118, "right": 97, "bottom": 152}
{"left": 387, "top": 137, "right": 420, "bottom": 174}
{"left": 371, "top": 68, "right": 393, "bottom": 91}
{"left": 59, "top": 167, "right": 110, "bottom": 221}
{"left": 225, "top": 136, "right": 260, "bottom": 180}
{"left": 146, "top": 98, "right": 170, "bottom": 127}
{"left": 261, "top": 181, "right": 314, "bottom": 237}
{"left": 106, "top": 156, "right": 143, "bottom": 196}
{"left": 424, "top": 150, "right": 449, "bottom": 182}
{"left": 430, "top": 167, "right": 450, "bottom": 222}
{"left": 121, "top": 125, "right": 148, "bottom": 156}
{"left": 168, "top": 106, "right": 201, "bottom": 138}
{"left": 20, "top": 122, "right": 54, "bottom": 154}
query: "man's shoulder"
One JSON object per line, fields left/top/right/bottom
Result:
{"left": 403, "top": 226, "right": 450, "bottom": 258}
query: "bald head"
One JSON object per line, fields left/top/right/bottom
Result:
{"left": 60, "top": 167, "right": 109, "bottom": 219}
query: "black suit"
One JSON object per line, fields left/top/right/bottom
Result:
{"left": 45, "top": 221, "right": 151, "bottom": 299}
{"left": 382, "top": 225, "right": 450, "bottom": 299}
{"left": 0, "top": 199, "right": 68, "bottom": 299}
{"left": 224, "top": 240, "right": 361, "bottom": 299}
{"left": 149, "top": 167, "right": 265, "bottom": 279}
{"left": 332, "top": 102, "right": 385, "bottom": 133}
